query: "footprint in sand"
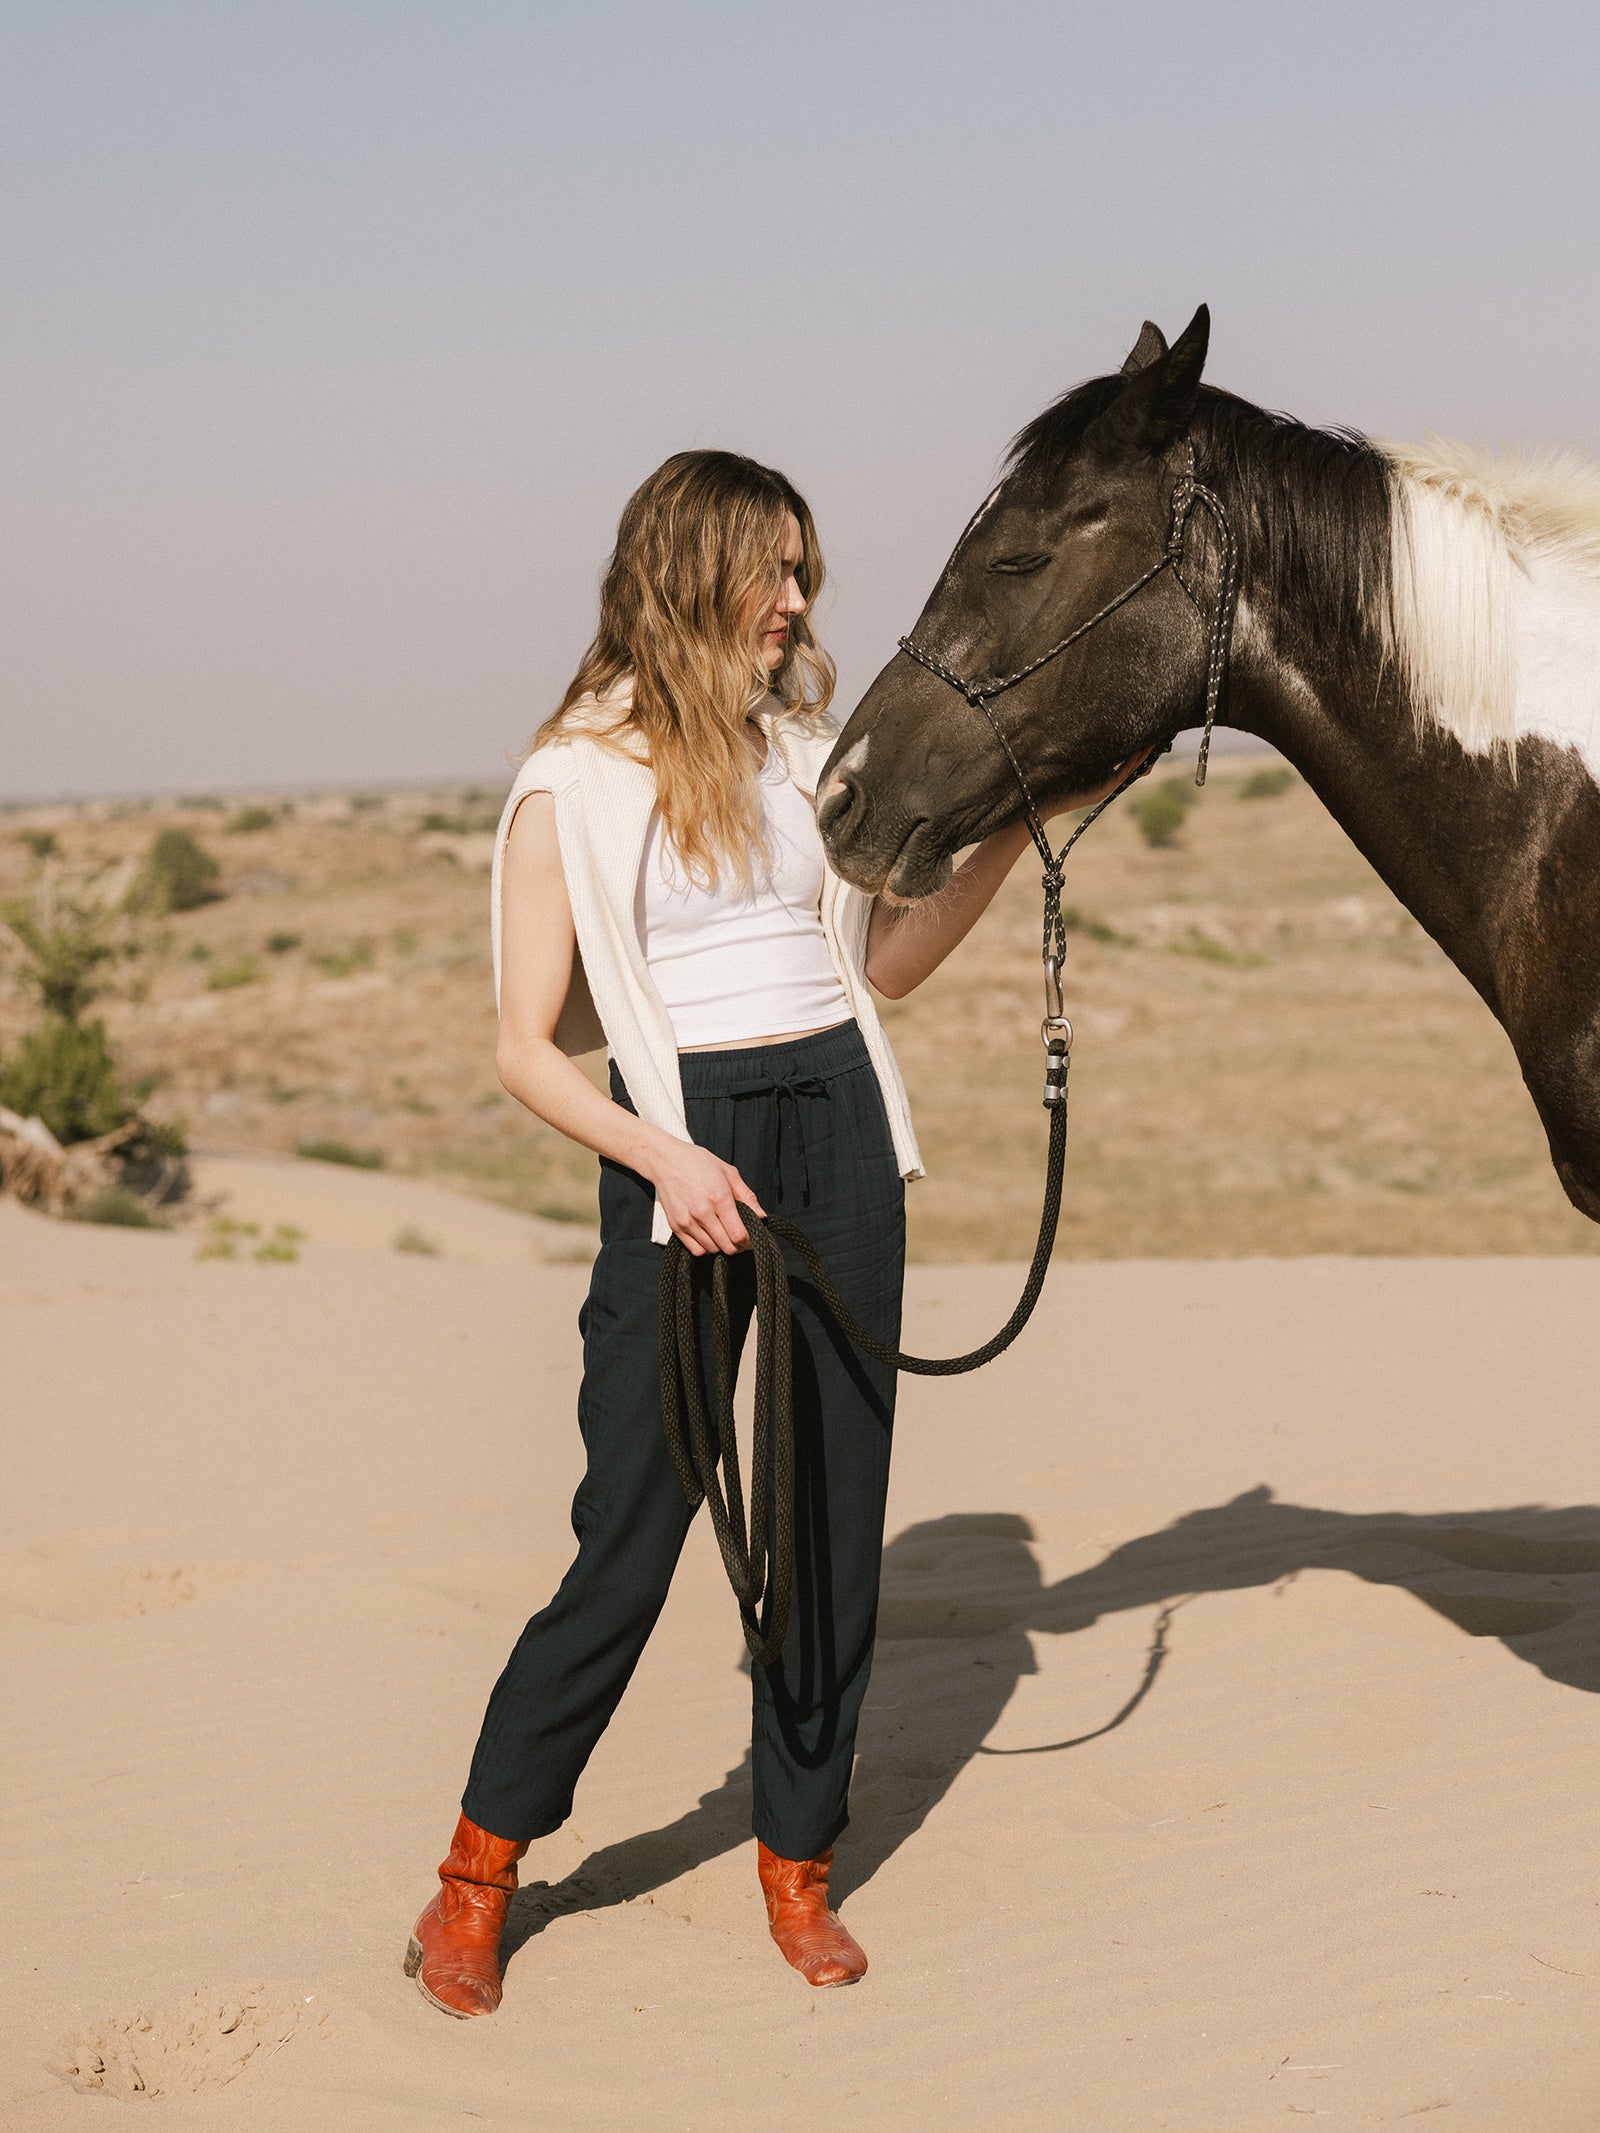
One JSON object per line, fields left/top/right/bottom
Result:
{"left": 0, "top": 1532, "right": 252, "bottom": 1623}
{"left": 52, "top": 1988, "right": 319, "bottom": 2100}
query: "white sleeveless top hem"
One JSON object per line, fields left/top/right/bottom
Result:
{"left": 634, "top": 744, "right": 852, "bottom": 1049}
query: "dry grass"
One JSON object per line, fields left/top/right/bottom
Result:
{"left": 3, "top": 770, "right": 1595, "bottom": 1262}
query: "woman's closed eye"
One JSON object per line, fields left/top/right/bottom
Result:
{"left": 988, "top": 551, "right": 1051, "bottom": 575}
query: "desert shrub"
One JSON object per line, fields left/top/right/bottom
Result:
{"left": 128, "top": 828, "right": 221, "bottom": 915}
{"left": 1129, "top": 778, "right": 1196, "bottom": 849}
{"left": 0, "top": 891, "right": 186, "bottom": 1209}
{"left": 18, "top": 828, "right": 58, "bottom": 859}
{"left": 3, "top": 894, "right": 122, "bottom": 1022}
{"left": 349, "top": 792, "right": 386, "bottom": 812}
{"left": 1240, "top": 766, "right": 1294, "bottom": 800}
{"left": 393, "top": 1225, "right": 440, "bottom": 1255}
{"left": 73, "top": 1186, "right": 161, "bottom": 1228}
{"left": 265, "top": 932, "right": 301, "bottom": 954}
{"left": 205, "top": 956, "right": 262, "bottom": 991}
{"left": 310, "top": 940, "right": 374, "bottom": 976}
{"left": 297, "top": 1137, "right": 384, "bottom": 1169}
{"left": 1061, "top": 904, "right": 1130, "bottom": 946}
{"left": 0, "top": 1018, "right": 133, "bottom": 1143}
{"left": 419, "top": 810, "right": 497, "bottom": 835}
{"left": 225, "top": 805, "right": 277, "bottom": 834}
{"left": 1167, "top": 927, "right": 1263, "bottom": 969}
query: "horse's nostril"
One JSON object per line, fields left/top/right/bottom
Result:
{"left": 816, "top": 774, "right": 860, "bottom": 843}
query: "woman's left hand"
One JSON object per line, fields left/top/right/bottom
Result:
{"left": 1039, "top": 745, "right": 1159, "bottom": 821}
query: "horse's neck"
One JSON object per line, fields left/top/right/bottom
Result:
{"left": 1226, "top": 595, "right": 1595, "bottom": 1021}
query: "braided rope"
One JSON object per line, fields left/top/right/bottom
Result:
{"left": 1188, "top": 482, "right": 1239, "bottom": 787}
{"left": 660, "top": 1098, "right": 1069, "bottom": 1664}
{"left": 898, "top": 440, "right": 1238, "bottom": 793}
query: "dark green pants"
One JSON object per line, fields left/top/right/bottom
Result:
{"left": 462, "top": 1019, "right": 906, "bottom": 1859}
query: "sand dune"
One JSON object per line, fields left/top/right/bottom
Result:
{"left": 6, "top": 1183, "right": 1600, "bottom": 2129}
{"left": 187, "top": 1149, "right": 598, "bottom": 1264}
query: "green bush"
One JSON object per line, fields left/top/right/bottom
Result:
{"left": 73, "top": 1186, "right": 161, "bottom": 1228}
{"left": 0, "top": 890, "right": 186, "bottom": 1202}
{"left": 0, "top": 1017, "right": 132, "bottom": 1143}
{"left": 1129, "top": 778, "right": 1196, "bottom": 849}
{"left": 419, "top": 811, "right": 498, "bottom": 835}
{"left": 310, "top": 940, "right": 374, "bottom": 976}
{"left": 205, "top": 956, "right": 262, "bottom": 991}
{"left": 225, "top": 805, "right": 277, "bottom": 834}
{"left": 1239, "top": 766, "right": 1294, "bottom": 800}
{"left": 297, "top": 1137, "right": 385, "bottom": 1169}
{"left": 1061, "top": 904, "right": 1130, "bottom": 947}
{"left": 3, "top": 894, "right": 122, "bottom": 1021}
{"left": 265, "top": 932, "right": 302, "bottom": 954}
{"left": 18, "top": 828, "right": 58, "bottom": 860}
{"left": 128, "top": 828, "right": 222, "bottom": 915}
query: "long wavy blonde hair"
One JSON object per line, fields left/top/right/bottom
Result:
{"left": 532, "top": 450, "right": 835, "bottom": 892}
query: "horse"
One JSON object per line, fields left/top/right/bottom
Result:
{"left": 816, "top": 306, "right": 1600, "bottom": 1224}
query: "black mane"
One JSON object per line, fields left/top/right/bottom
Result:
{"left": 1009, "top": 377, "right": 1392, "bottom": 654}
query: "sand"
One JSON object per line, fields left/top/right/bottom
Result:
{"left": 185, "top": 1149, "right": 598, "bottom": 1265}
{"left": 6, "top": 1177, "right": 1600, "bottom": 2130}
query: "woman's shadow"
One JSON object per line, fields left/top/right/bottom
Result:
{"left": 501, "top": 1489, "right": 1600, "bottom": 1959}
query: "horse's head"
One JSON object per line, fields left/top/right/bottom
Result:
{"left": 820, "top": 306, "right": 1217, "bottom": 896}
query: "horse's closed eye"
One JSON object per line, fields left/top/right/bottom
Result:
{"left": 990, "top": 552, "right": 1051, "bottom": 575}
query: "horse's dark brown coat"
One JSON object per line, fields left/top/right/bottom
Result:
{"left": 818, "top": 308, "right": 1600, "bottom": 1222}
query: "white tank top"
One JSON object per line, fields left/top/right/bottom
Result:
{"left": 634, "top": 744, "right": 852, "bottom": 1048}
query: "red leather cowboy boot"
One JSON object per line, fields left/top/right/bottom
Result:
{"left": 404, "top": 1812, "right": 530, "bottom": 2017}
{"left": 756, "top": 1840, "right": 868, "bottom": 1987}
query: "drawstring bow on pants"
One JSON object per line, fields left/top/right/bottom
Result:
{"left": 725, "top": 1066, "right": 830, "bottom": 1209}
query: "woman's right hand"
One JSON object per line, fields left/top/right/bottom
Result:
{"left": 648, "top": 1140, "right": 767, "bottom": 1256}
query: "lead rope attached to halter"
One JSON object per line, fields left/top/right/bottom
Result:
{"left": 660, "top": 442, "right": 1240, "bottom": 1665}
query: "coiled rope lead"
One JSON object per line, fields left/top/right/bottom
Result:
{"left": 659, "top": 1083, "right": 1069, "bottom": 1665}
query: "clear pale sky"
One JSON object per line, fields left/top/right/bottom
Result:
{"left": 4, "top": 1, "right": 1597, "bottom": 799}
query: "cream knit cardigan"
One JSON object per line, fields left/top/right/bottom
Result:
{"left": 491, "top": 695, "right": 924, "bottom": 1245}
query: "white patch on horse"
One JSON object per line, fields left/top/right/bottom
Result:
{"left": 818, "top": 734, "right": 868, "bottom": 812}
{"left": 1511, "top": 562, "right": 1600, "bottom": 782}
{"left": 1384, "top": 438, "right": 1600, "bottom": 783}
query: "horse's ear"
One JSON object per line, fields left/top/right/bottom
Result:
{"left": 1120, "top": 320, "right": 1168, "bottom": 375}
{"left": 1095, "top": 303, "right": 1210, "bottom": 451}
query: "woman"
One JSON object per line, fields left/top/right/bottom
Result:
{"left": 406, "top": 449, "right": 1125, "bottom": 2018}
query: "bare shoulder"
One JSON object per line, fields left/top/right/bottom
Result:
{"left": 505, "top": 786, "right": 558, "bottom": 850}
{"left": 502, "top": 790, "right": 566, "bottom": 914}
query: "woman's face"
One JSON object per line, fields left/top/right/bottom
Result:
{"left": 754, "top": 511, "right": 808, "bottom": 671}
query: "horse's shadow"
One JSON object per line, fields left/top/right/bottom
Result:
{"left": 500, "top": 1488, "right": 1600, "bottom": 1959}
